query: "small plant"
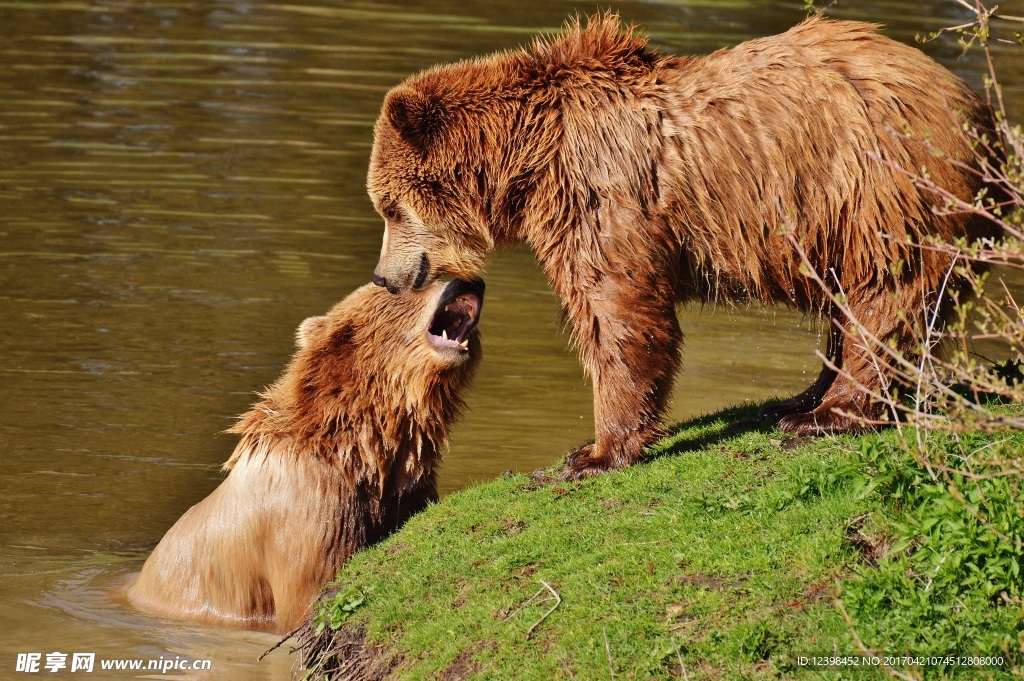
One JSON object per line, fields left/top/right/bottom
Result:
{"left": 313, "top": 586, "right": 367, "bottom": 635}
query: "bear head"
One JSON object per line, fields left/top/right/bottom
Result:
{"left": 365, "top": 14, "right": 655, "bottom": 295}
{"left": 236, "top": 278, "right": 484, "bottom": 467}
{"left": 291, "top": 278, "right": 483, "bottom": 412}
{"left": 366, "top": 64, "right": 519, "bottom": 294}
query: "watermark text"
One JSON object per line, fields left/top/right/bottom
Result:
{"left": 16, "top": 652, "right": 212, "bottom": 674}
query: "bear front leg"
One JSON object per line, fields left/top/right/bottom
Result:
{"left": 558, "top": 274, "right": 682, "bottom": 479}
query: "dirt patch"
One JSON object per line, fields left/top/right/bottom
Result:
{"left": 451, "top": 580, "right": 471, "bottom": 610}
{"left": 803, "top": 580, "right": 833, "bottom": 604}
{"left": 675, "top": 573, "right": 747, "bottom": 590}
{"left": 781, "top": 436, "right": 812, "bottom": 451}
{"left": 512, "top": 564, "right": 538, "bottom": 579}
{"left": 295, "top": 622, "right": 399, "bottom": 680}
{"left": 502, "top": 519, "right": 526, "bottom": 535}
{"left": 438, "top": 642, "right": 491, "bottom": 681}
{"left": 844, "top": 514, "right": 893, "bottom": 567}
{"left": 780, "top": 580, "right": 835, "bottom": 609}
{"left": 528, "top": 468, "right": 556, "bottom": 487}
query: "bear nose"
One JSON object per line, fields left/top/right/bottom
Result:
{"left": 372, "top": 272, "right": 388, "bottom": 289}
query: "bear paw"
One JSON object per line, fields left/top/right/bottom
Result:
{"left": 778, "top": 408, "right": 869, "bottom": 436}
{"left": 561, "top": 444, "right": 623, "bottom": 480}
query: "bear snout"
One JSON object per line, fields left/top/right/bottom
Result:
{"left": 374, "top": 252, "right": 431, "bottom": 294}
{"left": 372, "top": 271, "right": 403, "bottom": 294}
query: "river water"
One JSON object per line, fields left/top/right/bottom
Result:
{"left": 1, "top": 0, "right": 1021, "bottom": 677}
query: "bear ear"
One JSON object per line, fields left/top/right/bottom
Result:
{"left": 384, "top": 86, "right": 448, "bottom": 154}
{"left": 295, "top": 315, "right": 329, "bottom": 350}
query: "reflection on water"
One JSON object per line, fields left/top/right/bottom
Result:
{"left": 1, "top": 0, "right": 1021, "bottom": 677}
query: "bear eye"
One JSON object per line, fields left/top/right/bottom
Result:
{"left": 382, "top": 204, "right": 403, "bottom": 223}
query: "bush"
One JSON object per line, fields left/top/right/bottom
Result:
{"left": 843, "top": 433, "right": 1024, "bottom": 674}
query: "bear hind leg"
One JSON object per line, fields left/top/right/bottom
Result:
{"left": 761, "top": 319, "right": 843, "bottom": 421}
{"left": 778, "top": 295, "right": 910, "bottom": 436}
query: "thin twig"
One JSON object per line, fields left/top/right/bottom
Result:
{"left": 507, "top": 586, "right": 546, "bottom": 620}
{"left": 258, "top": 624, "right": 303, "bottom": 662}
{"left": 603, "top": 627, "right": 615, "bottom": 680}
{"left": 525, "top": 580, "right": 562, "bottom": 640}
{"left": 671, "top": 636, "right": 690, "bottom": 681}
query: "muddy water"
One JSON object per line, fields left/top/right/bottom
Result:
{"left": 1, "top": 1, "right": 1021, "bottom": 677}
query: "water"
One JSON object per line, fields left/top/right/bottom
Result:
{"left": 1, "top": 0, "right": 1021, "bottom": 677}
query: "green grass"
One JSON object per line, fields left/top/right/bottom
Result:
{"left": 302, "top": 404, "right": 1024, "bottom": 680}
{"left": 841, "top": 432, "right": 1024, "bottom": 670}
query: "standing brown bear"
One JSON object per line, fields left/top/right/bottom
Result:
{"left": 367, "top": 15, "right": 1002, "bottom": 479}
{"left": 127, "top": 279, "right": 483, "bottom": 633}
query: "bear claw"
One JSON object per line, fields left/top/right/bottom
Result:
{"left": 561, "top": 444, "right": 621, "bottom": 480}
{"left": 778, "top": 408, "right": 870, "bottom": 437}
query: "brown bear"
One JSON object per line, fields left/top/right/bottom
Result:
{"left": 366, "top": 15, "right": 1003, "bottom": 478}
{"left": 126, "top": 279, "right": 483, "bottom": 633}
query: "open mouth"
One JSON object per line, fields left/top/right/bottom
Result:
{"left": 427, "top": 279, "right": 484, "bottom": 352}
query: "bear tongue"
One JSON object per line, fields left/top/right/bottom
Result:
{"left": 430, "top": 294, "right": 479, "bottom": 349}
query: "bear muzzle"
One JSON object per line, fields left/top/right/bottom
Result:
{"left": 426, "top": 278, "right": 484, "bottom": 353}
{"left": 373, "top": 252, "right": 431, "bottom": 294}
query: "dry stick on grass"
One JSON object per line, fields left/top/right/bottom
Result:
{"left": 671, "top": 636, "right": 690, "bottom": 681}
{"left": 602, "top": 627, "right": 615, "bottom": 680}
{"left": 506, "top": 585, "right": 546, "bottom": 621}
{"left": 525, "top": 580, "right": 561, "bottom": 640}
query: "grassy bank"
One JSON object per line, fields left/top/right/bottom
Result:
{"left": 297, "top": 404, "right": 1024, "bottom": 679}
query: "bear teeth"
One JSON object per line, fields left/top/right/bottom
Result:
{"left": 442, "top": 329, "right": 449, "bottom": 341}
{"left": 459, "top": 339, "right": 469, "bottom": 349}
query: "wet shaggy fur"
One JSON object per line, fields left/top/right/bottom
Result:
{"left": 126, "top": 283, "right": 480, "bottom": 633}
{"left": 366, "top": 15, "right": 1003, "bottom": 478}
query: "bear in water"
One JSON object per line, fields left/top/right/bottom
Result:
{"left": 128, "top": 279, "right": 483, "bottom": 632}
